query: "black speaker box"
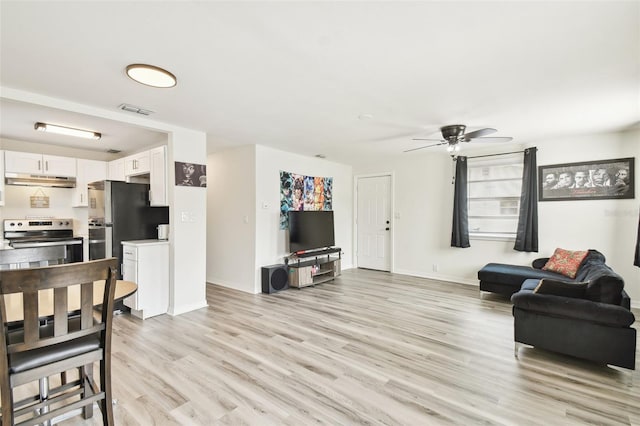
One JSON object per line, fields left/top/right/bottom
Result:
{"left": 261, "top": 264, "right": 289, "bottom": 294}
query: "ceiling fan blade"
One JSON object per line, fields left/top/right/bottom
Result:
{"left": 411, "top": 138, "right": 443, "bottom": 142}
{"left": 466, "top": 136, "right": 513, "bottom": 143}
{"left": 463, "top": 128, "right": 497, "bottom": 140}
{"left": 403, "top": 142, "right": 446, "bottom": 153}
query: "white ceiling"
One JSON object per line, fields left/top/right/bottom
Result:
{"left": 1, "top": 1, "right": 638, "bottom": 163}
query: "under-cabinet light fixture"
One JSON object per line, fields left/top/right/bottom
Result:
{"left": 126, "top": 64, "right": 177, "bottom": 88}
{"left": 34, "top": 122, "right": 101, "bottom": 140}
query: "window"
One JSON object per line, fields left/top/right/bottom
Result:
{"left": 467, "top": 153, "right": 524, "bottom": 240}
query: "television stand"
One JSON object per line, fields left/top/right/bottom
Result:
{"left": 286, "top": 247, "right": 341, "bottom": 288}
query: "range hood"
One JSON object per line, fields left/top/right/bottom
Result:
{"left": 5, "top": 172, "right": 76, "bottom": 188}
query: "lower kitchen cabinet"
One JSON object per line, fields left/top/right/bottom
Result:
{"left": 122, "top": 240, "right": 169, "bottom": 319}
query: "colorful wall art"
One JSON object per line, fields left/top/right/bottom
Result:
{"left": 280, "top": 171, "right": 333, "bottom": 229}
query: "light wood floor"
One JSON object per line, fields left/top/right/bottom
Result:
{"left": 63, "top": 268, "right": 638, "bottom": 425}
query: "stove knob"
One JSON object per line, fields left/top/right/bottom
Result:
{"left": 65, "top": 221, "right": 70, "bottom": 226}
{"left": 59, "top": 222, "right": 63, "bottom": 226}
{"left": 9, "top": 222, "right": 15, "bottom": 227}
{"left": 17, "top": 223, "right": 22, "bottom": 226}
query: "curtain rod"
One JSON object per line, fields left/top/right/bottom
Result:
{"left": 465, "top": 149, "right": 527, "bottom": 159}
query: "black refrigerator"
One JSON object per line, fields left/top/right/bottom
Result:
{"left": 88, "top": 180, "right": 169, "bottom": 279}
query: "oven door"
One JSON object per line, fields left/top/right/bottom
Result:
{"left": 10, "top": 239, "right": 84, "bottom": 263}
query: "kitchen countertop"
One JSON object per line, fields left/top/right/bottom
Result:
{"left": 122, "top": 239, "right": 170, "bottom": 246}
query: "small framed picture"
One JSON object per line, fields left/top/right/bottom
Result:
{"left": 539, "top": 157, "right": 634, "bottom": 201}
{"left": 175, "top": 161, "right": 207, "bottom": 187}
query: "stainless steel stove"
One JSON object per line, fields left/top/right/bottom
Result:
{"left": 3, "top": 219, "right": 84, "bottom": 263}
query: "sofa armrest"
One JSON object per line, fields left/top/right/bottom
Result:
{"left": 532, "top": 258, "right": 550, "bottom": 269}
{"left": 511, "top": 291, "right": 635, "bottom": 327}
{"left": 621, "top": 289, "right": 631, "bottom": 310}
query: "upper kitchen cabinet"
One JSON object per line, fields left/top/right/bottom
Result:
{"left": 0, "top": 151, "right": 5, "bottom": 206}
{"left": 5, "top": 151, "right": 76, "bottom": 177}
{"left": 149, "top": 146, "right": 167, "bottom": 206}
{"left": 72, "top": 159, "right": 107, "bottom": 207}
{"left": 124, "top": 151, "right": 150, "bottom": 177}
{"left": 108, "top": 158, "right": 126, "bottom": 182}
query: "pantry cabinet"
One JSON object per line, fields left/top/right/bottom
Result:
{"left": 149, "top": 146, "right": 167, "bottom": 206}
{"left": 0, "top": 151, "right": 4, "bottom": 206}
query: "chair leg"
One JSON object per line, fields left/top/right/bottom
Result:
{"left": 100, "top": 357, "right": 114, "bottom": 425}
{"left": 82, "top": 364, "right": 94, "bottom": 419}
{"left": 514, "top": 342, "right": 521, "bottom": 359}
{"left": 39, "top": 376, "right": 52, "bottom": 426}
{"left": 1, "top": 379, "right": 15, "bottom": 426}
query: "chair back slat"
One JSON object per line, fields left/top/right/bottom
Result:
{"left": 53, "top": 287, "right": 68, "bottom": 336}
{"left": 23, "top": 290, "right": 39, "bottom": 344}
{"left": 80, "top": 282, "right": 93, "bottom": 329}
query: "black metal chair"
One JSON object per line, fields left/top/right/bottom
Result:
{"left": 0, "top": 258, "right": 118, "bottom": 425}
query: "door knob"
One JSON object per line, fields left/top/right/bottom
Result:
{"left": 385, "top": 227, "right": 390, "bottom": 231}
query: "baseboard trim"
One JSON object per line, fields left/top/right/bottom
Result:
{"left": 391, "top": 269, "right": 478, "bottom": 287}
{"left": 168, "top": 300, "right": 209, "bottom": 316}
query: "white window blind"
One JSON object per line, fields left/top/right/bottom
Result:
{"left": 467, "top": 153, "right": 524, "bottom": 239}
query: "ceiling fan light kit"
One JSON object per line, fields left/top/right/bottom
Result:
{"left": 34, "top": 122, "right": 101, "bottom": 140}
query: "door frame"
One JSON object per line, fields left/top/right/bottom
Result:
{"left": 353, "top": 172, "right": 395, "bottom": 272}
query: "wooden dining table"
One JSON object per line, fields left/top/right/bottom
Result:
{"left": 3, "top": 280, "right": 137, "bottom": 323}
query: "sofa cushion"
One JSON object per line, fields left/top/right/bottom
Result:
{"left": 533, "top": 278, "right": 587, "bottom": 299}
{"left": 542, "top": 248, "right": 588, "bottom": 278}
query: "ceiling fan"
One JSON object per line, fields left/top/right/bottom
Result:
{"left": 405, "top": 124, "right": 513, "bottom": 153}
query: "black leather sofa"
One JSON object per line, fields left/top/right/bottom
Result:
{"left": 478, "top": 258, "right": 572, "bottom": 296}
{"left": 505, "top": 250, "right": 636, "bottom": 370}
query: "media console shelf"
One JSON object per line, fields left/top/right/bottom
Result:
{"left": 286, "top": 247, "right": 341, "bottom": 288}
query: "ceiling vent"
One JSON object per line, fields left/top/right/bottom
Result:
{"left": 118, "top": 103, "right": 155, "bottom": 116}
{"left": 106, "top": 149, "right": 121, "bottom": 154}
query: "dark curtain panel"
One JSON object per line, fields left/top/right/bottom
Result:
{"left": 635, "top": 208, "right": 640, "bottom": 267}
{"left": 451, "top": 156, "right": 470, "bottom": 248}
{"left": 514, "top": 147, "right": 538, "bottom": 252}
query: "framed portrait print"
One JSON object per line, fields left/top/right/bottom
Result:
{"left": 175, "top": 161, "right": 207, "bottom": 187}
{"left": 539, "top": 157, "right": 634, "bottom": 201}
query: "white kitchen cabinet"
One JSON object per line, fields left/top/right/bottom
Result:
{"left": 108, "top": 158, "right": 125, "bottom": 181}
{"left": 72, "top": 159, "right": 107, "bottom": 207}
{"left": 5, "top": 151, "right": 76, "bottom": 176}
{"left": 122, "top": 240, "right": 169, "bottom": 319}
{"left": 0, "top": 151, "right": 4, "bottom": 206}
{"left": 149, "top": 146, "right": 167, "bottom": 206}
{"left": 124, "top": 151, "right": 150, "bottom": 177}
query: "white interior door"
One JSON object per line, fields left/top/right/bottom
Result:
{"left": 356, "top": 175, "right": 391, "bottom": 271}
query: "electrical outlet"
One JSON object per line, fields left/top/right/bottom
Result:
{"left": 432, "top": 264, "right": 439, "bottom": 272}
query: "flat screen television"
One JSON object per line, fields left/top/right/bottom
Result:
{"left": 288, "top": 210, "right": 335, "bottom": 253}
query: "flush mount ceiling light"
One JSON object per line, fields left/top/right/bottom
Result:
{"left": 34, "top": 122, "right": 101, "bottom": 140}
{"left": 126, "top": 64, "right": 177, "bottom": 88}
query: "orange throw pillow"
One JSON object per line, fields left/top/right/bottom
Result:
{"left": 542, "top": 248, "right": 588, "bottom": 279}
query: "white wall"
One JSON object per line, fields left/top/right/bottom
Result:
{"left": 351, "top": 129, "right": 640, "bottom": 305}
{"left": 206, "top": 144, "right": 353, "bottom": 294}
{"left": 254, "top": 145, "right": 353, "bottom": 293}
{"left": 206, "top": 145, "right": 257, "bottom": 292}
{"left": 167, "top": 128, "right": 209, "bottom": 315}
